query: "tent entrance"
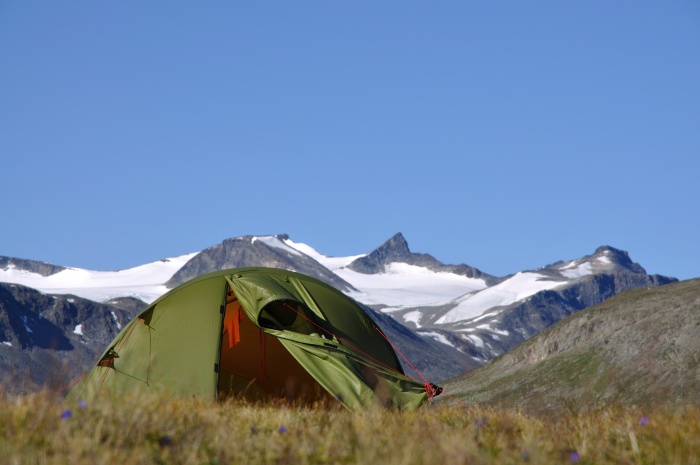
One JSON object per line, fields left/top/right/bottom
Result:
{"left": 217, "top": 286, "right": 331, "bottom": 404}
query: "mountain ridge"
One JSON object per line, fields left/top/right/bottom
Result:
{"left": 375, "top": 243, "right": 677, "bottom": 366}
{"left": 347, "top": 233, "right": 498, "bottom": 285}
{"left": 0, "top": 257, "right": 67, "bottom": 277}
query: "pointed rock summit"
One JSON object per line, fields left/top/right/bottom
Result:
{"left": 347, "top": 233, "right": 438, "bottom": 274}
{"left": 346, "top": 233, "right": 496, "bottom": 283}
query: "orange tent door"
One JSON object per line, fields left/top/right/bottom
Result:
{"left": 218, "top": 288, "right": 331, "bottom": 403}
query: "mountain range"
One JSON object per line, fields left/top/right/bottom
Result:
{"left": 0, "top": 233, "right": 678, "bottom": 391}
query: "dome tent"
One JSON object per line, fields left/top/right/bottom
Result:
{"left": 70, "top": 267, "right": 433, "bottom": 409}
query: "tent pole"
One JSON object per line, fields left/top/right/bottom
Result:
{"left": 213, "top": 284, "right": 229, "bottom": 401}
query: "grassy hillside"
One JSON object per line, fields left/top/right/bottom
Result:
{"left": 442, "top": 278, "right": 700, "bottom": 413}
{"left": 1, "top": 390, "right": 698, "bottom": 464}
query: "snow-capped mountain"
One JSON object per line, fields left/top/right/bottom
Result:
{"left": 165, "top": 235, "right": 354, "bottom": 292}
{"left": 0, "top": 233, "right": 677, "bottom": 388}
{"left": 287, "top": 235, "right": 493, "bottom": 310}
{"left": 386, "top": 245, "right": 676, "bottom": 362}
{"left": 0, "top": 253, "right": 197, "bottom": 304}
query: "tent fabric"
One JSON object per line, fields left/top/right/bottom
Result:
{"left": 70, "top": 267, "right": 430, "bottom": 410}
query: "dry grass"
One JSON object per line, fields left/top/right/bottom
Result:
{"left": 1, "top": 389, "right": 698, "bottom": 465}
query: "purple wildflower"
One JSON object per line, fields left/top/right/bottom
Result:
{"left": 60, "top": 409, "right": 71, "bottom": 420}
{"left": 639, "top": 416, "right": 649, "bottom": 426}
{"left": 278, "top": 426, "right": 288, "bottom": 434}
{"left": 78, "top": 399, "right": 87, "bottom": 409}
{"left": 476, "top": 418, "right": 483, "bottom": 427}
{"left": 569, "top": 451, "right": 580, "bottom": 463}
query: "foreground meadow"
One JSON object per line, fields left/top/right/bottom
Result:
{"left": 1, "top": 390, "right": 698, "bottom": 465}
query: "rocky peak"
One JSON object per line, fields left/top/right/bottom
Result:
{"left": 545, "top": 245, "right": 648, "bottom": 277}
{"left": 364, "top": 232, "right": 413, "bottom": 263}
{"left": 591, "top": 246, "right": 646, "bottom": 274}
{"left": 165, "top": 234, "right": 356, "bottom": 292}
{"left": 347, "top": 233, "right": 440, "bottom": 274}
{"left": 346, "top": 233, "right": 496, "bottom": 282}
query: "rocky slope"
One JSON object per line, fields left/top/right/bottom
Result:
{"left": 0, "top": 283, "right": 132, "bottom": 392}
{"left": 166, "top": 235, "right": 354, "bottom": 292}
{"left": 361, "top": 304, "right": 480, "bottom": 382}
{"left": 441, "top": 278, "right": 700, "bottom": 413}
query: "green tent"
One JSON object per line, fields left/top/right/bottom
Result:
{"left": 70, "top": 267, "right": 433, "bottom": 409}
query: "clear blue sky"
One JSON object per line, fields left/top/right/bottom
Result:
{"left": 2, "top": 1, "right": 699, "bottom": 280}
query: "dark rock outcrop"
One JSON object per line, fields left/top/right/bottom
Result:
{"left": 0, "top": 257, "right": 66, "bottom": 277}
{"left": 348, "top": 233, "right": 497, "bottom": 283}
{"left": 0, "top": 283, "right": 134, "bottom": 392}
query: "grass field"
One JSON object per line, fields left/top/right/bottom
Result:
{"left": 1, "top": 390, "right": 698, "bottom": 465}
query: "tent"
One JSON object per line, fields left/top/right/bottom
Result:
{"left": 70, "top": 267, "right": 435, "bottom": 409}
